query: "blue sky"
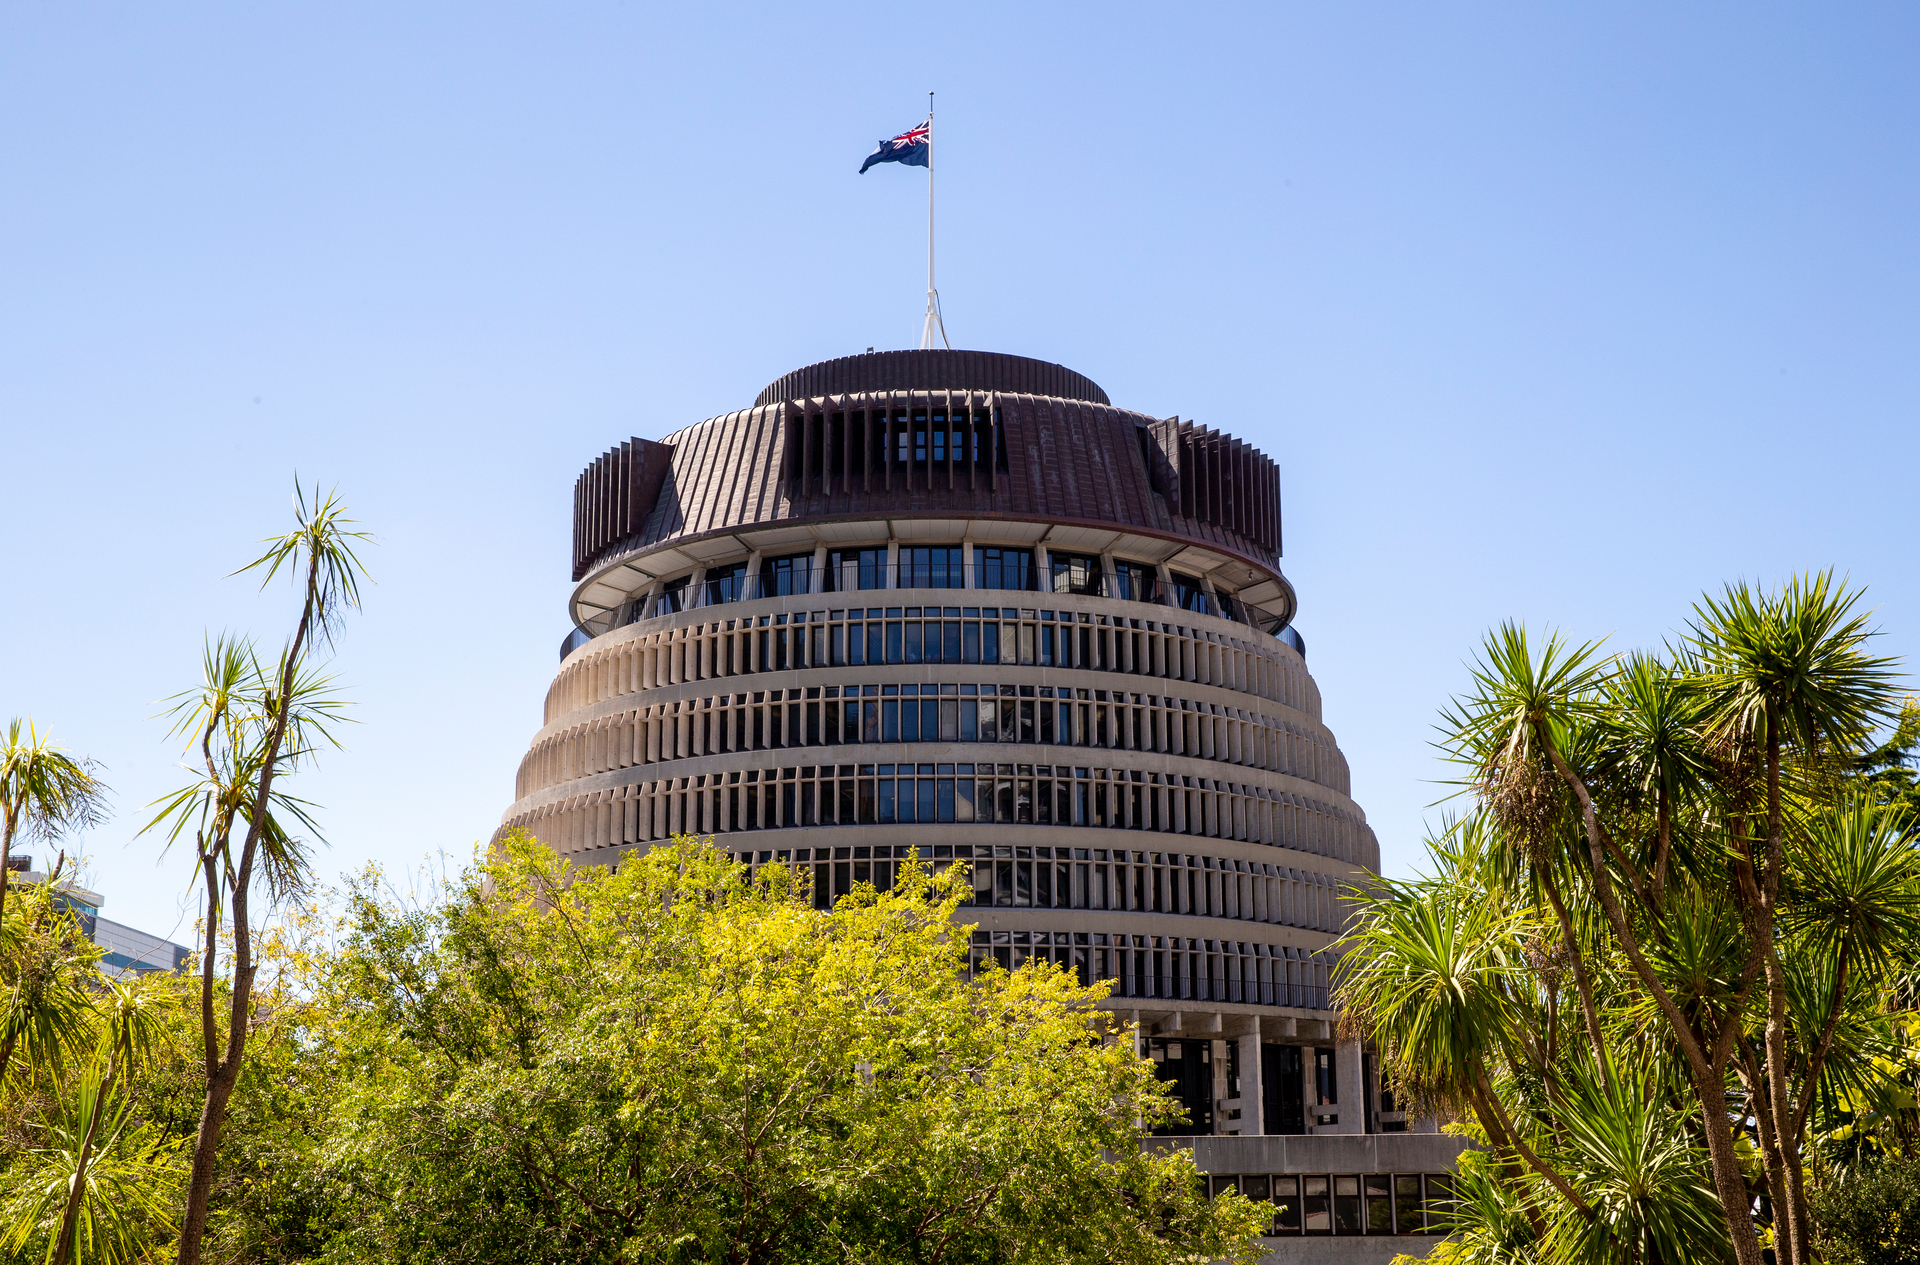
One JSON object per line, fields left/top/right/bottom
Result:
{"left": 4, "top": 3, "right": 1916, "bottom": 944}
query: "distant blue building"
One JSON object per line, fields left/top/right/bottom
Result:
{"left": 8, "top": 856, "right": 193, "bottom": 978}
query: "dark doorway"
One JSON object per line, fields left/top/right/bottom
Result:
{"left": 1263, "top": 1043, "right": 1305, "bottom": 1135}
{"left": 1146, "top": 1038, "right": 1213, "bottom": 1136}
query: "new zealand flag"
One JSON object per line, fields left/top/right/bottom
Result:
{"left": 859, "top": 120, "right": 930, "bottom": 174}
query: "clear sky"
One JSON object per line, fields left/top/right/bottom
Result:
{"left": 4, "top": 3, "right": 1916, "bottom": 945}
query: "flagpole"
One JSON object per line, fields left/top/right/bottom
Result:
{"left": 921, "top": 91, "right": 950, "bottom": 350}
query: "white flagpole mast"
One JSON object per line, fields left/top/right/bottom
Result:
{"left": 921, "top": 91, "right": 950, "bottom": 349}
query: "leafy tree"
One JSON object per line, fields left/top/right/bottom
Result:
{"left": 1848, "top": 697, "right": 1920, "bottom": 822}
{"left": 318, "top": 834, "right": 1270, "bottom": 1265}
{"left": 1812, "top": 1151, "right": 1920, "bottom": 1264}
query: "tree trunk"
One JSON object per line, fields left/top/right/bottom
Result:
{"left": 1738, "top": 1044, "right": 1790, "bottom": 1260}
{"left": 0, "top": 811, "right": 16, "bottom": 933}
{"left": 1538, "top": 866, "right": 1615, "bottom": 1094}
{"left": 1541, "top": 740, "right": 1768, "bottom": 1263}
{"left": 175, "top": 552, "right": 317, "bottom": 1265}
{"left": 174, "top": 1042, "right": 243, "bottom": 1265}
{"left": 1691, "top": 1062, "right": 1767, "bottom": 1265}
{"left": 1758, "top": 728, "right": 1808, "bottom": 1265}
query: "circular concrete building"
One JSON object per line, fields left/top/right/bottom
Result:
{"left": 501, "top": 351, "right": 1465, "bottom": 1239}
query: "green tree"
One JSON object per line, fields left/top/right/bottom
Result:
{"left": 0, "top": 720, "right": 107, "bottom": 933}
{"left": 143, "top": 485, "right": 369, "bottom": 1265}
{"left": 1811, "top": 1151, "right": 1920, "bottom": 1264}
{"left": 319, "top": 834, "right": 1270, "bottom": 1265}
{"left": 1345, "top": 574, "right": 1917, "bottom": 1265}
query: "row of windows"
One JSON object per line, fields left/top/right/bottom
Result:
{"left": 552, "top": 603, "right": 1317, "bottom": 733}
{"left": 520, "top": 762, "right": 1363, "bottom": 895}
{"left": 1207, "top": 1173, "right": 1454, "bottom": 1237}
{"left": 519, "top": 678, "right": 1347, "bottom": 810}
{"left": 696, "top": 846, "right": 1338, "bottom": 1006}
{"left": 702, "top": 840, "right": 1346, "bottom": 933}
{"left": 634, "top": 547, "right": 1247, "bottom": 623}
{"left": 959, "top": 927, "right": 1332, "bottom": 1008}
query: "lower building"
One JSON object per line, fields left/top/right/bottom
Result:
{"left": 8, "top": 855, "right": 193, "bottom": 978}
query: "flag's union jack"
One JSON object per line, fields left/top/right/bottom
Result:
{"left": 859, "top": 120, "right": 930, "bottom": 174}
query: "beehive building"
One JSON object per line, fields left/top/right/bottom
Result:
{"left": 501, "top": 349, "right": 1464, "bottom": 1258}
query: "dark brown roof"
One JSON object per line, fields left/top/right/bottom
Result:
{"left": 572, "top": 386, "right": 1283, "bottom": 584}
{"left": 754, "top": 349, "right": 1108, "bottom": 409}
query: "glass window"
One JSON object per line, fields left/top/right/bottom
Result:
{"left": 1272, "top": 1176, "right": 1301, "bottom": 1233}
{"left": 899, "top": 545, "right": 965, "bottom": 589}
{"left": 1114, "top": 559, "right": 1157, "bottom": 602}
{"left": 1394, "top": 1175, "right": 1424, "bottom": 1234}
{"left": 654, "top": 575, "right": 691, "bottom": 616}
{"left": 1364, "top": 1174, "right": 1392, "bottom": 1234}
{"left": 1302, "top": 1176, "right": 1330, "bottom": 1234}
{"left": 1424, "top": 1175, "right": 1455, "bottom": 1235}
{"left": 1049, "top": 552, "right": 1104, "bottom": 596}
{"left": 974, "top": 546, "right": 1033, "bottom": 591}
{"left": 704, "top": 562, "right": 748, "bottom": 605}
{"left": 1240, "top": 1175, "right": 1273, "bottom": 1233}
{"left": 1333, "top": 1176, "right": 1361, "bottom": 1235}
{"left": 758, "top": 552, "right": 814, "bottom": 597}
{"left": 827, "top": 549, "right": 885, "bottom": 592}
{"left": 1171, "top": 571, "right": 1211, "bottom": 614}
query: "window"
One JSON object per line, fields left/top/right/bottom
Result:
{"left": 1302, "top": 1176, "right": 1330, "bottom": 1233}
{"left": 1316, "top": 1047, "right": 1338, "bottom": 1109}
{"left": 653, "top": 575, "right": 691, "bottom": 616}
{"left": 759, "top": 552, "right": 814, "bottom": 597}
{"left": 898, "top": 545, "right": 965, "bottom": 589}
{"left": 1144, "top": 1038, "right": 1213, "bottom": 1136}
{"left": 1171, "top": 571, "right": 1211, "bottom": 614}
{"left": 1050, "top": 552, "right": 1104, "bottom": 596}
{"left": 1394, "top": 1175, "right": 1424, "bottom": 1233}
{"left": 827, "top": 549, "right": 886, "bottom": 592}
{"left": 1332, "top": 1177, "right": 1362, "bottom": 1235}
{"left": 704, "top": 562, "right": 748, "bottom": 605}
{"left": 1197, "top": 1171, "right": 1449, "bottom": 1238}
{"left": 974, "top": 546, "right": 1033, "bottom": 591}
{"left": 1114, "top": 559, "right": 1157, "bottom": 602}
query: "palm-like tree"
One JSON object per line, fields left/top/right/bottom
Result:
{"left": 142, "top": 483, "right": 369, "bottom": 1265}
{"left": 0, "top": 878, "right": 99, "bottom": 1083}
{"left": 1691, "top": 573, "right": 1901, "bottom": 1265}
{"left": 1337, "top": 865, "right": 1591, "bottom": 1221}
{"left": 0, "top": 720, "right": 107, "bottom": 928}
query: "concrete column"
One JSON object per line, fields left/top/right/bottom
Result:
{"left": 687, "top": 566, "right": 709, "bottom": 609}
{"left": 1099, "top": 551, "right": 1120, "bottom": 599}
{"left": 1199, "top": 572, "right": 1222, "bottom": 618}
{"left": 1035, "top": 543, "right": 1053, "bottom": 593}
{"left": 885, "top": 540, "right": 899, "bottom": 590}
{"left": 741, "top": 552, "right": 763, "bottom": 601}
{"left": 1332, "top": 1038, "right": 1365, "bottom": 1134}
{"left": 1236, "top": 1030, "right": 1264, "bottom": 1135}
{"left": 1155, "top": 561, "right": 1177, "bottom": 607}
{"left": 960, "top": 535, "right": 975, "bottom": 588}
{"left": 810, "top": 544, "right": 828, "bottom": 594}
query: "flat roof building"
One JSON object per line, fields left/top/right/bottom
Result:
{"left": 6, "top": 856, "right": 193, "bottom": 979}
{"left": 502, "top": 349, "right": 1462, "bottom": 1260}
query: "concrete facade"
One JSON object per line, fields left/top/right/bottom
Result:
{"left": 504, "top": 350, "right": 1450, "bottom": 1260}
